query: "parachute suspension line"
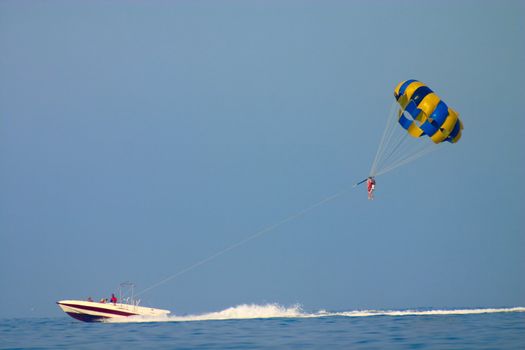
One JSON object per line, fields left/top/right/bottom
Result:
{"left": 376, "top": 131, "right": 408, "bottom": 171}
{"left": 379, "top": 107, "right": 408, "bottom": 173}
{"left": 370, "top": 101, "right": 410, "bottom": 176}
{"left": 136, "top": 186, "right": 354, "bottom": 297}
{"left": 375, "top": 136, "right": 438, "bottom": 177}
{"left": 371, "top": 102, "right": 401, "bottom": 175}
{"left": 374, "top": 145, "right": 438, "bottom": 177}
{"left": 368, "top": 107, "right": 391, "bottom": 175}
{"left": 369, "top": 100, "right": 441, "bottom": 177}
{"left": 381, "top": 133, "right": 421, "bottom": 169}
{"left": 370, "top": 101, "right": 401, "bottom": 176}
{"left": 386, "top": 136, "right": 435, "bottom": 170}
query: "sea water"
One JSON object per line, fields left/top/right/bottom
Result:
{"left": 1, "top": 305, "right": 524, "bottom": 349}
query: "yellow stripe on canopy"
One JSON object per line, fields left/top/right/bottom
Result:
{"left": 402, "top": 81, "right": 426, "bottom": 101}
{"left": 393, "top": 80, "right": 462, "bottom": 144}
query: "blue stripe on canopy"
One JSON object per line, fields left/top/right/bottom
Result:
{"left": 397, "top": 79, "right": 418, "bottom": 99}
{"left": 404, "top": 101, "right": 420, "bottom": 119}
{"left": 448, "top": 120, "right": 461, "bottom": 141}
{"left": 398, "top": 112, "right": 413, "bottom": 130}
{"left": 430, "top": 101, "right": 449, "bottom": 126}
{"left": 420, "top": 120, "right": 439, "bottom": 136}
{"left": 411, "top": 86, "right": 433, "bottom": 106}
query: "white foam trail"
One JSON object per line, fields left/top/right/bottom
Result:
{"left": 106, "top": 304, "right": 525, "bottom": 323}
{"left": 331, "top": 307, "right": 525, "bottom": 317}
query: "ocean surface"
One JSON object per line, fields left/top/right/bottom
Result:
{"left": 2, "top": 305, "right": 524, "bottom": 349}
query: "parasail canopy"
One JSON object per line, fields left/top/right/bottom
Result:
{"left": 369, "top": 80, "right": 463, "bottom": 177}
{"left": 394, "top": 79, "right": 463, "bottom": 144}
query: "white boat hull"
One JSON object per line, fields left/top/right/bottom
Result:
{"left": 57, "top": 300, "right": 170, "bottom": 322}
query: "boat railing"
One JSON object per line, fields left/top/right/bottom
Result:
{"left": 118, "top": 282, "right": 141, "bottom": 309}
{"left": 120, "top": 296, "right": 141, "bottom": 307}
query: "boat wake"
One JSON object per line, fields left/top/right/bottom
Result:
{"left": 106, "top": 304, "right": 525, "bottom": 323}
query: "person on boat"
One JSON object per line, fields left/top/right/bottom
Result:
{"left": 100, "top": 298, "right": 106, "bottom": 303}
{"left": 110, "top": 293, "right": 118, "bottom": 304}
{"left": 87, "top": 297, "right": 93, "bottom": 302}
{"left": 367, "top": 176, "right": 376, "bottom": 200}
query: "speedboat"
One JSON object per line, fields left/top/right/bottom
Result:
{"left": 57, "top": 282, "right": 170, "bottom": 322}
{"left": 57, "top": 299, "right": 171, "bottom": 322}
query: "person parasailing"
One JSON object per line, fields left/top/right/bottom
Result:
{"left": 367, "top": 176, "right": 376, "bottom": 200}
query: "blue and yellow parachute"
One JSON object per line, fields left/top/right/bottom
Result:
{"left": 394, "top": 80, "right": 463, "bottom": 143}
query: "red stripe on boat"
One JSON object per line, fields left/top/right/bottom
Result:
{"left": 59, "top": 303, "right": 138, "bottom": 317}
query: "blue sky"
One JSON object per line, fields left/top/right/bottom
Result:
{"left": 1, "top": 0, "right": 524, "bottom": 318}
